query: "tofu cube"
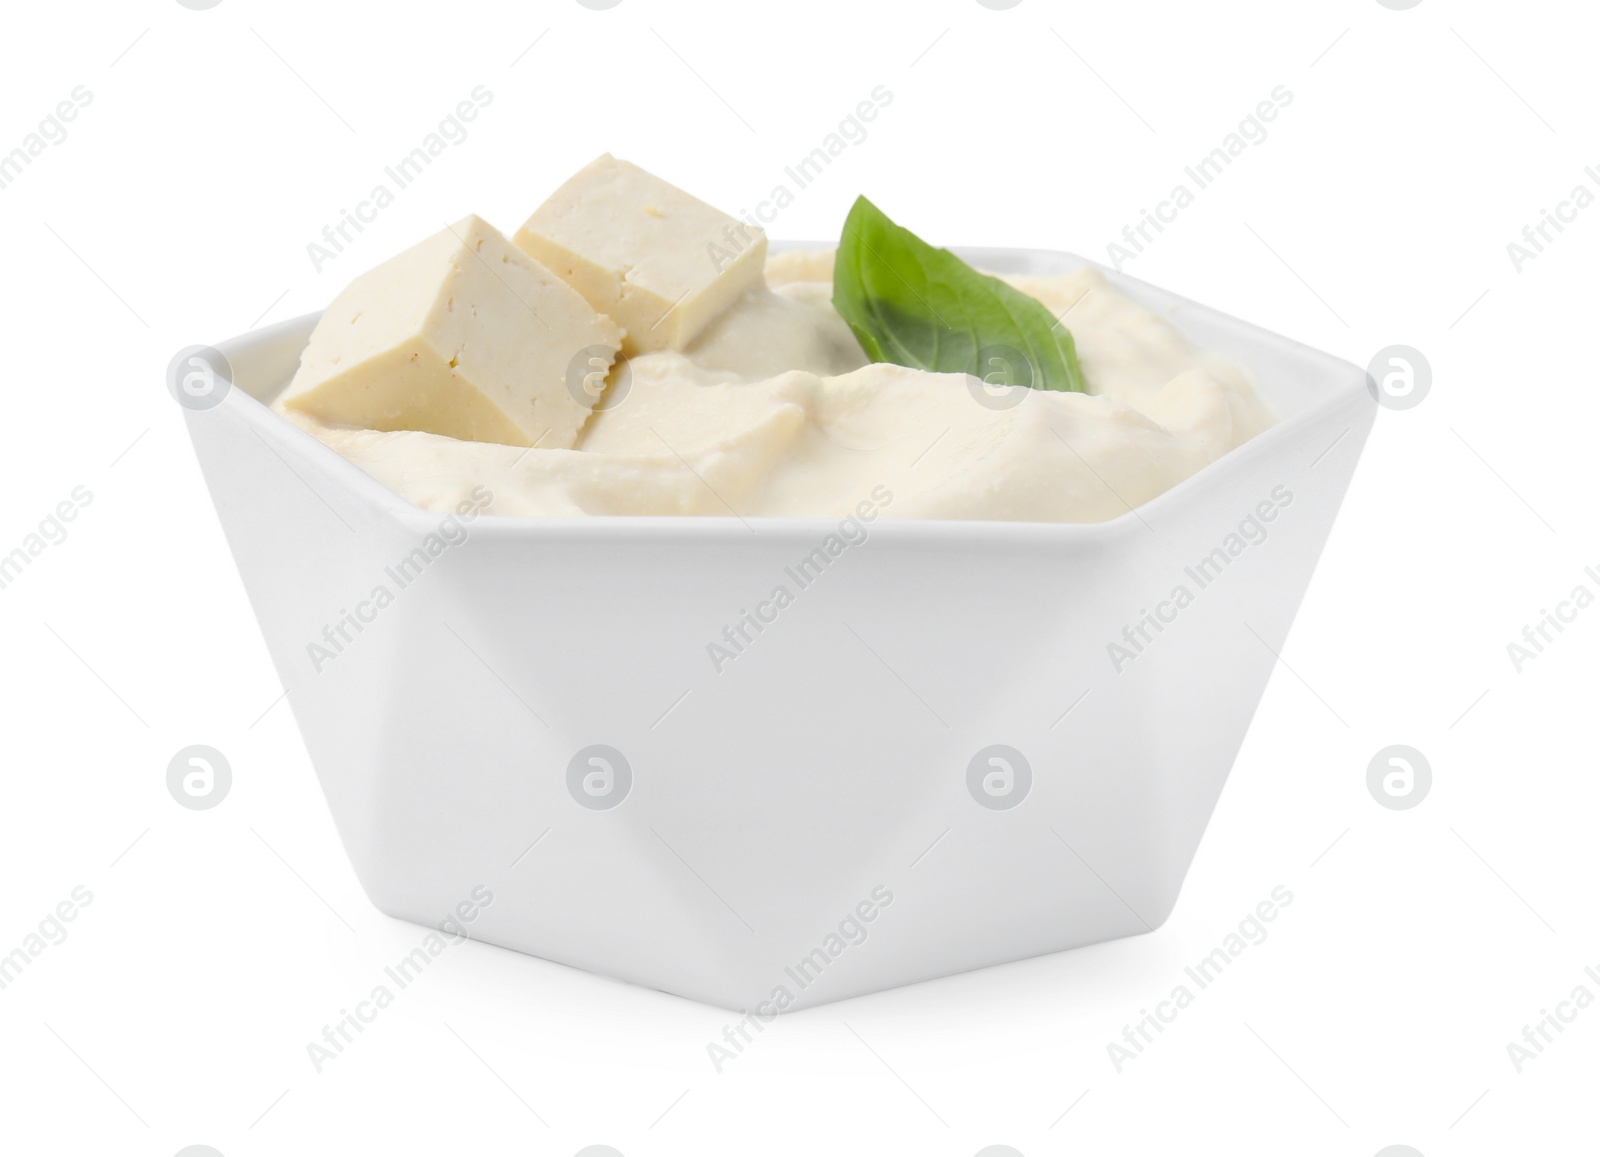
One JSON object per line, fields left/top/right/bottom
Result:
{"left": 281, "top": 215, "right": 621, "bottom": 449}
{"left": 514, "top": 155, "right": 766, "bottom": 354}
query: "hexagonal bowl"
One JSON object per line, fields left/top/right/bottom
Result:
{"left": 182, "top": 246, "right": 1376, "bottom": 1012}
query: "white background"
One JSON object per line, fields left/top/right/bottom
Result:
{"left": 1, "top": 1, "right": 1596, "bottom": 1154}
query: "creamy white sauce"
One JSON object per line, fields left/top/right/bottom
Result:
{"left": 281, "top": 252, "right": 1275, "bottom": 523}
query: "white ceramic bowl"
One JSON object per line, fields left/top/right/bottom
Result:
{"left": 184, "top": 247, "right": 1375, "bottom": 1011}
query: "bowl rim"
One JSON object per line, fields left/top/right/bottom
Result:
{"left": 208, "top": 243, "right": 1372, "bottom": 547}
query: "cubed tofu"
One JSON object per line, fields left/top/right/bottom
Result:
{"left": 280, "top": 215, "right": 622, "bottom": 449}
{"left": 514, "top": 155, "right": 766, "bottom": 354}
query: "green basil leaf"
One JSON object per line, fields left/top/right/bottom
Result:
{"left": 831, "top": 195, "right": 1085, "bottom": 394}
